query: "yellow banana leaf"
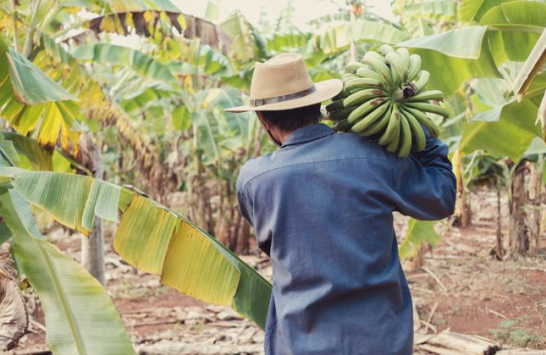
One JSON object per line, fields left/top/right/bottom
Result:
{"left": 4, "top": 169, "right": 271, "bottom": 329}
{"left": 0, "top": 39, "right": 81, "bottom": 152}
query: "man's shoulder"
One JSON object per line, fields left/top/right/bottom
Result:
{"left": 236, "top": 154, "right": 273, "bottom": 191}
{"left": 238, "top": 133, "right": 400, "bottom": 188}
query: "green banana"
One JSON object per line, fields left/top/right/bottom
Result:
{"left": 325, "top": 99, "right": 344, "bottom": 113}
{"left": 347, "top": 97, "right": 388, "bottom": 124}
{"left": 360, "top": 102, "right": 393, "bottom": 137}
{"left": 378, "top": 104, "right": 401, "bottom": 146}
{"left": 355, "top": 67, "right": 389, "bottom": 87}
{"left": 406, "top": 90, "right": 445, "bottom": 102}
{"left": 385, "top": 52, "right": 407, "bottom": 86}
{"left": 407, "top": 54, "right": 422, "bottom": 82}
{"left": 343, "top": 88, "right": 386, "bottom": 108}
{"left": 342, "top": 73, "right": 360, "bottom": 82}
{"left": 329, "top": 105, "right": 357, "bottom": 120}
{"left": 414, "top": 70, "right": 430, "bottom": 92}
{"left": 345, "top": 78, "right": 385, "bottom": 91}
{"left": 396, "top": 48, "right": 410, "bottom": 82}
{"left": 350, "top": 101, "right": 391, "bottom": 134}
{"left": 362, "top": 52, "right": 393, "bottom": 88}
{"left": 346, "top": 61, "right": 365, "bottom": 74}
{"left": 333, "top": 119, "right": 353, "bottom": 132}
{"left": 385, "top": 116, "right": 401, "bottom": 151}
{"left": 405, "top": 101, "right": 450, "bottom": 118}
{"left": 340, "top": 87, "right": 351, "bottom": 98}
{"left": 377, "top": 44, "right": 396, "bottom": 56}
{"left": 401, "top": 109, "right": 426, "bottom": 152}
{"left": 390, "top": 60, "right": 401, "bottom": 89}
{"left": 401, "top": 106, "right": 441, "bottom": 139}
{"left": 386, "top": 126, "right": 401, "bottom": 152}
{"left": 396, "top": 114, "right": 412, "bottom": 157}
{"left": 341, "top": 50, "right": 447, "bottom": 157}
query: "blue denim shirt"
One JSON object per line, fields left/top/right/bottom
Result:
{"left": 236, "top": 123, "right": 456, "bottom": 355}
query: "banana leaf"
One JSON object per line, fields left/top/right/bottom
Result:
{"left": 0, "top": 187, "right": 136, "bottom": 355}
{"left": 480, "top": 1, "right": 546, "bottom": 65}
{"left": 512, "top": 27, "right": 546, "bottom": 100}
{"left": 72, "top": 44, "right": 178, "bottom": 85}
{"left": 0, "top": 219, "right": 12, "bottom": 245}
{"left": 459, "top": 0, "right": 517, "bottom": 23}
{"left": 1, "top": 43, "right": 76, "bottom": 105}
{"left": 0, "top": 169, "right": 272, "bottom": 330}
{"left": 399, "top": 219, "right": 440, "bottom": 259}
{"left": 0, "top": 141, "right": 20, "bottom": 167}
{"left": 459, "top": 97, "right": 541, "bottom": 160}
{"left": 221, "top": 12, "right": 268, "bottom": 63}
{"left": 0, "top": 39, "right": 81, "bottom": 151}
{"left": 398, "top": 26, "right": 502, "bottom": 95}
{"left": 404, "top": 0, "right": 459, "bottom": 21}
{"left": 317, "top": 20, "right": 409, "bottom": 55}
{"left": 82, "top": 11, "right": 227, "bottom": 51}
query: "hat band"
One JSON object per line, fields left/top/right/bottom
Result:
{"left": 250, "top": 85, "right": 317, "bottom": 108}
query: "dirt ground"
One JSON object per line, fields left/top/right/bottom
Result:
{"left": 8, "top": 188, "right": 546, "bottom": 354}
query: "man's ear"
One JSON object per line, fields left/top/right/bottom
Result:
{"left": 256, "top": 111, "right": 272, "bottom": 130}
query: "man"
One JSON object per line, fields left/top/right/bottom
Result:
{"left": 226, "top": 53, "right": 456, "bottom": 355}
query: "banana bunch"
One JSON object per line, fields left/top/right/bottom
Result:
{"left": 326, "top": 45, "right": 448, "bottom": 158}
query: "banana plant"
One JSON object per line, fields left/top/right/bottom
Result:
{"left": 397, "top": 1, "right": 546, "bottom": 159}
{"left": 0, "top": 141, "right": 272, "bottom": 324}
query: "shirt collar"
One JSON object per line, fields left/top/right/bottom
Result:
{"left": 282, "top": 123, "right": 335, "bottom": 148}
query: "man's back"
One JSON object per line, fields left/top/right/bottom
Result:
{"left": 237, "top": 123, "right": 456, "bottom": 355}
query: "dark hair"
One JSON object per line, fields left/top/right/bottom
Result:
{"left": 261, "top": 103, "right": 322, "bottom": 131}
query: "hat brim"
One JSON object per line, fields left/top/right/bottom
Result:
{"left": 224, "top": 79, "right": 343, "bottom": 113}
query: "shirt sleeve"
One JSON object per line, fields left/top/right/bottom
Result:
{"left": 236, "top": 175, "right": 254, "bottom": 227}
{"left": 394, "top": 131, "right": 457, "bottom": 221}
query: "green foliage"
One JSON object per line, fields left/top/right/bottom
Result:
{"left": 72, "top": 44, "right": 178, "bottom": 85}
{"left": 0, "top": 168, "right": 272, "bottom": 329}
{"left": 0, "top": 187, "right": 136, "bottom": 355}
{"left": 404, "top": 0, "right": 459, "bottom": 21}
{"left": 399, "top": 219, "right": 440, "bottom": 259}
{"left": 480, "top": 1, "right": 546, "bottom": 65}
{"left": 459, "top": 0, "right": 518, "bottom": 23}
{"left": 317, "top": 20, "right": 410, "bottom": 54}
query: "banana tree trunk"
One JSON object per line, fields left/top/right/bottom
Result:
{"left": 82, "top": 159, "right": 106, "bottom": 286}
{"left": 494, "top": 180, "right": 505, "bottom": 259}
{"left": 78, "top": 134, "right": 105, "bottom": 285}
{"left": 529, "top": 158, "right": 544, "bottom": 257}
{"left": 507, "top": 162, "right": 531, "bottom": 258}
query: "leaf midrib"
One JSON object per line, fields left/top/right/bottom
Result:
{"left": 39, "top": 241, "right": 87, "bottom": 355}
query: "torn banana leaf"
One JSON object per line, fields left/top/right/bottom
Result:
{"left": 1, "top": 169, "right": 271, "bottom": 329}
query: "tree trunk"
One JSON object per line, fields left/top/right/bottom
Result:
{"left": 81, "top": 161, "right": 106, "bottom": 286}
{"left": 236, "top": 216, "right": 250, "bottom": 255}
{"left": 452, "top": 150, "right": 471, "bottom": 227}
{"left": 494, "top": 181, "right": 505, "bottom": 259}
{"left": 454, "top": 181, "right": 472, "bottom": 228}
{"left": 507, "top": 162, "right": 530, "bottom": 258}
{"left": 82, "top": 216, "right": 105, "bottom": 286}
{"left": 528, "top": 159, "right": 543, "bottom": 257}
{"left": 78, "top": 134, "right": 105, "bottom": 285}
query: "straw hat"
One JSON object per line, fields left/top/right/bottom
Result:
{"left": 225, "top": 53, "right": 343, "bottom": 113}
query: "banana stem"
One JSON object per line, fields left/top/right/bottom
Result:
{"left": 22, "top": 0, "right": 43, "bottom": 58}
{"left": 393, "top": 88, "right": 405, "bottom": 102}
{"left": 394, "top": 84, "right": 417, "bottom": 102}
{"left": 11, "top": 0, "right": 20, "bottom": 52}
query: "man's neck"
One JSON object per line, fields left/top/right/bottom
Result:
{"left": 275, "top": 121, "right": 319, "bottom": 145}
